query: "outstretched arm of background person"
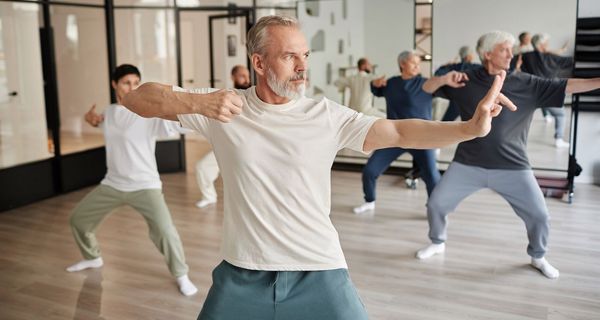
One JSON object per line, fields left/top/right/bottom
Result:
{"left": 333, "top": 77, "right": 349, "bottom": 91}
{"left": 122, "top": 82, "right": 244, "bottom": 122}
{"left": 84, "top": 104, "right": 104, "bottom": 127}
{"left": 363, "top": 71, "right": 517, "bottom": 152}
{"left": 565, "top": 78, "right": 600, "bottom": 94}
{"left": 422, "top": 71, "right": 469, "bottom": 93}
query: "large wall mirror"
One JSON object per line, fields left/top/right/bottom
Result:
{"left": 313, "top": 0, "right": 579, "bottom": 179}
{"left": 295, "top": 0, "right": 417, "bottom": 166}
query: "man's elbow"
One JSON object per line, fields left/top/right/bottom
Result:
{"left": 121, "top": 91, "right": 148, "bottom": 117}
{"left": 122, "top": 83, "right": 162, "bottom": 118}
{"left": 421, "top": 81, "right": 436, "bottom": 94}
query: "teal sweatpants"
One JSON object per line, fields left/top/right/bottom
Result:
{"left": 198, "top": 261, "right": 369, "bottom": 320}
{"left": 69, "top": 184, "right": 189, "bottom": 277}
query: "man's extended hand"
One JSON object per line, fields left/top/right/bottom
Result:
{"left": 466, "top": 70, "right": 518, "bottom": 137}
{"left": 371, "top": 76, "right": 387, "bottom": 88}
{"left": 84, "top": 104, "right": 104, "bottom": 127}
{"left": 197, "top": 89, "right": 244, "bottom": 123}
{"left": 444, "top": 71, "right": 469, "bottom": 88}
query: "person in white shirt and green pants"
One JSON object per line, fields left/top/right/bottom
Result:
{"left": 66, "top": 64, "right": 198, "bottom": 297}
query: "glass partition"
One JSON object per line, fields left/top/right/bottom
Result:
{"left": 0, "top": 2, "right": 52, "bottom": 169}
{"left": 51, "top": 5, "right": 110, "bottom": 154}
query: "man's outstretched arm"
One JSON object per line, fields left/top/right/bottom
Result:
{"left": 364, "top": 71, "right": 517, "bottom": 152}
{"left": 122, "top": 82, "right": 243, "bottom": 122}
{"left": 422, "top": 71, "right": 469, "bottom": 93}
{"left": 566, "top": 78, "right": 600, "bottom": 94}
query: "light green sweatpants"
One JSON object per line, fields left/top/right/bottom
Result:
{"left": 69, "top": 184, "right": 189, "bottom": 277}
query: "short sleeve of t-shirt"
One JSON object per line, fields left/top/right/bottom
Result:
{"left": 530, "top": 75, "right": 568, "bottom": 108}
{"left": 173, "top": 86, "right": 218, "bottom": 139}
{"left": 328, "top": 100, "right": 378, "bottom": 153}
{"left": 151, "top": 119, "right": 191, "bottom": 139}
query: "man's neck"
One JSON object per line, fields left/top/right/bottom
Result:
{"left": 484, "top": 63, "right": 506, "bottom": 76}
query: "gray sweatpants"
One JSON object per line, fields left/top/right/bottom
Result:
{"left": 426, "top": 162, "right": 550, "bottom": 258}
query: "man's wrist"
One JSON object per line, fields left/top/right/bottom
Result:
{"left": 459, "top": 120, "right": 477, "bottom": 139}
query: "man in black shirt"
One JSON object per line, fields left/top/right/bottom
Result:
{"left": 417, "top": 31, "right": 600, "bottom": 279}
{"left": 521, "top": 33, "right": 574, "bottom": 148}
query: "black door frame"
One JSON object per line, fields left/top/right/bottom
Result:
{"left": 208, "top": 11, "right": 252, "bottom": 87}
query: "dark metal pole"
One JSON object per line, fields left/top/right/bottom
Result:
{"left": 105, "top": 0, "right": 117, "bottom": 103}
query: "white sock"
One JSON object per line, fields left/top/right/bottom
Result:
{"left": 196, "top": 198, "right": 216, "bottom": 208}
{"left": 531, "top": 257, "right": 560, "bottom": 279}
{"left": 416, "top": 243, "right": 445, "bottom": 259}
{"left": 353, "top": 201, "right": 375, "bottom": 214}
{"left": 176, "top": 274, "right": 198, "bottom": 296}
{"left": 66, "top": 257, "right": 104, "bottom": 272}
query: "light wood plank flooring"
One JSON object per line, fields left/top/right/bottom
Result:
{"left": 0, "top": 139, "right": 599, "bottom": 319}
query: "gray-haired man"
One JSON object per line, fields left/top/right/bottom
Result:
{"left": 417, "top": 31, "right": 600, "bottom": 279}
{"left": 123, "top": 17, "right": 515, "bottom": 319}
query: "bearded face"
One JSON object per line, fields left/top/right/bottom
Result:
{"left": 266, "top": 67, "right": 306, "bottom": 100}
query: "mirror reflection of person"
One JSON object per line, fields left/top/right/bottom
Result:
{"left": 434, "top": 46, "right": 482, "bottom": 122}
{"left": 195, "top": 65, "right": 251, "bottom": 208}
{"left": 521, "top": 33, "right": 574, "bottom": 148}
{"left": 122, "top": 16, "right": 516, "bottom": 319}
{"left": 353, "top": 51, "right": 469, "bottom": 215}
{"left": 334, "top": 57, "right": 385, "bottom": 117}
{"left": 417, "top": 31, "right": 600, "bottom": 279}
{"left": 67, "top": 64, "right": 198, "bottom": 297}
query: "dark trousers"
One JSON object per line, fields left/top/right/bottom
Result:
{"left": 362, "top": 148, "right": 441, "bottom": 202}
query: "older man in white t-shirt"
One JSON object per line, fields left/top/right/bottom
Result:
{"left": 123, "top": 16, "right": 515, "bottom": 320}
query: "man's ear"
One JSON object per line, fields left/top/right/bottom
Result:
{"left": 252, "top": 54, "right": 266, "bottom": 77}
{"left": 483, "top": 51, "right": 492, "bottom": 62}
{"left": 111, "top": 80, "right": 117, "bottom": 90}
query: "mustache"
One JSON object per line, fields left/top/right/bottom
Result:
{"left": 289, "top": 72, "right": 306, "bottom": 81}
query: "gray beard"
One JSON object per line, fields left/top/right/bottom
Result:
{"left": 266, "top": 68, "right": 306, "bottom": 100}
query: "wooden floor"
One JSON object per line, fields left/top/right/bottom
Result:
{"left": 1, "top": 140, "right": 599, "bottom": 319}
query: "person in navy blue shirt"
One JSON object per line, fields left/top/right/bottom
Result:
{"left": 353, "top": 51, "right": 468, "bottom": 214}
{"left": 434, "top": 46, "right": 482, "bottom": 122}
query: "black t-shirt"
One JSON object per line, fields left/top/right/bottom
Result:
{"left": 435, "top": 68, "right": 567, "bottom": 169}
{"left": 520, "top": 50, "right": 573, "bottom": 78}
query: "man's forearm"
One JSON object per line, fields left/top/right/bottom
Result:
{"left": 122, "top": 82, "right": 193, "bottom": 120}
{"left": 393, "top": 119, "right": 474, "bottom": 149}
{"left": 123, "top": 83, "right": 243, "bottom": 123}
{"left": 422, "top": 76, "right": 446, "bottom": 94}
{"left": 566, "top": 78, "right": 600, "bottom": 94}
{"left": 363, "top": 118, "right": 475, "bottom": 152}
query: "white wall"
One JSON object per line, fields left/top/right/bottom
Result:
{"left": 578, "top": 0, "right": 600, "bottom": 18}
{"left": 364, "top": 0, "right": 413, "bottom": 78}
{"left": 363, "top": 0, "right": 413, "bottom": 108}
{"left": 297, "top": 0, "right": 366, "bottom": 103}
{"left": 432, "top": 0, "right": 577, "bottom": 69}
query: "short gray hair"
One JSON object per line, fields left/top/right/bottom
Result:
{"left": 397, "top": 50, "right": 416, "bottom": 67}
{"left": 477, "top": 31, "right": 515, "bottom": 62}
{"left": 458, "top": 46, "right": 472, "bottom": 61}
{"left": 531, "top": 33, "right": 549, "bottom": 50}
{"left": 246, "top": 15, "right": 299, "bottom": 59}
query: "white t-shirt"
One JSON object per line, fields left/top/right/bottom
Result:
{"left": 334, "top": 71, "right": 377, "bottom": 114}
{"left": 176, "top": 86, "right": 378, "bottom": 271}
{"left": 100, "top": 104, "right": 184, "bottom": 192}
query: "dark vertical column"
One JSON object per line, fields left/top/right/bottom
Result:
{"left": 105, "top": 0, "right": 117, "bottom": 103}
{"left": 41, "top": 2, "right": 63, "bottom": 194}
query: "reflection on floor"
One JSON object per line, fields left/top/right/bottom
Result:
{"left": 0, "top": 140, "right": 598, "bottom": 319}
